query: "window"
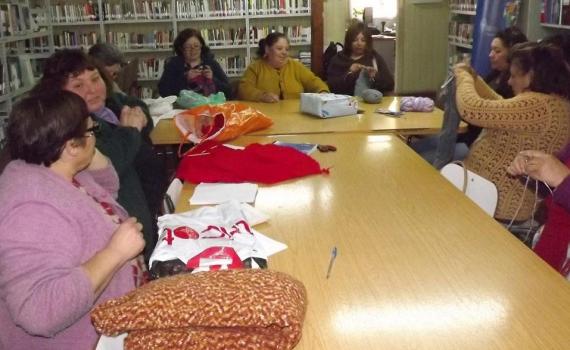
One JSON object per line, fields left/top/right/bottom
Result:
{"left": 350, "top": 0, "right": 397, "bottom": 19}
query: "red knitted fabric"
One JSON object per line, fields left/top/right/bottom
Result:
{"left": 534, "top": 158, "right": 570, "bottom": 273}
{"left": 176, "top": 140, "right": 327, "bottom": 184}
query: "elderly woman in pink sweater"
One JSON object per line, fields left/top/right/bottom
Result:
{"left": 0, "top": 91, "right": 145, "bottom": 349}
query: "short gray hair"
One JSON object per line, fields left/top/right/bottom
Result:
{"left": 88, "top": 43, "right": 125, "bottom": 66}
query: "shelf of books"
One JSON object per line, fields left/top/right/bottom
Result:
{"left": 448, "top": 0, "right": 477, "bottom": 69}
{"left": 540, "top": 0, "right": 570, "bottom": 29}
{"left": 46, "top": 0, "right": 312, "bottom": 97}
{"left": 0, "top": 0, "right": 52, "bottom": 131}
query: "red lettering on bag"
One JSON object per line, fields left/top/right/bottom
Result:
{"left": 173, "top": 226, "right": 199, "bottom": 239}
{"left": 163, "top": 228, "right": 174, "bottom": 245}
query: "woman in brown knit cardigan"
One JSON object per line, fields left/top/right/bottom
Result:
{"left": 454, "top": 42, "right": 570, "bottom": 223}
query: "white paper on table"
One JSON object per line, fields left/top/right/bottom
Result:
{"left": 190, "top": 183, "right": 258, "bottom": 205}
{"left": 96, "top": 333, "right": 126, "bottom": 350}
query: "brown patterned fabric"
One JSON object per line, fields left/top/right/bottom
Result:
{"left": 91, "top": 269, "right": 307, "bottom": 350}
{"left": 455, "top": 69, "right": 570, "bottom": 221}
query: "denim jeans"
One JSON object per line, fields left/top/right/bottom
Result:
{"left": 433, "top": 78, "right": 461, "bottom": 169}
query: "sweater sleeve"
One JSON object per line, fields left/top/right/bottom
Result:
{"left": 455, "top": 68, "right": 551, "bottom": 130}
{"left": 371, "top": 51, "right": 394, "bottom": 93}
{"left": 208, "top": 59, "right": 232, "bottom": 99}
{"left": 326, "top": 55, "right": 357, "bottom": 95}
{"left": 95, "top": 121, "right": 142, "bottom": 176}
{"left": 0, "top": 204, "right": 94, "bottom": 337}
{"left": 238, "top": 63, "right": 264, "bottom": 101}
{"left": 473, "top": 75, "right": 502, "bottom": 100}
{"left": 298, "top": 61, "right": 329, "bottom": 93}
{"left": 158, "top": 57, "right": 186, "bottom": 97}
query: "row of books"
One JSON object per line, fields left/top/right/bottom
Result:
{"left": 50, "top": 2, "right": 98, "bottom": 23}
{"left": 215, "top": 55, "right": 246, "bottom": 76}
{"left": 138, "top": 57, "right": 165, "bottom": 79}
{"left": 0, "top": 57, "right": 41, "bottom": 95}
{"left": 103, "top": 1, "right": 171, "bottom": 20}
{"left": 448, "top": 21, "right": 473, "bottom": 46}
{"left": 298, "top": 50, "right": 310, "bottom": 68}
{"left": 54, "top": 31, "right": 98, "bottom": 48}
{"left": 198, "top": 27, "right": 247, "bottom": 46}
{"left": 106, "top": 30, "right": 173, "bottom": 49}
{"left": 541, "top": 1, "right": 570, "bottom": 25}
{"left": 50, "top": 0, "right": 310, "bottom": 23}
{"left": 449, "top": 0, "right": 477, "bottom": 12}
{"left": 0, "top": 3, "right": 33, "bottom": 37}
{"left": 249, "top": 0, "right": 310, "bottom": 15}
{"left": 135, "top": 85, "right": 155, "bottom": 99}
{"left": 137, "top": 55, "right": 247, "bottom": 80}
{"left": 7, "top": 36, "right": 50, "bottom": 54}
{"left": 250, "top": 25, "right": 310, "bottom": 44}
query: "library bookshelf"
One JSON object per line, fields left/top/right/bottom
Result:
{"left": 48, "top": 0, "right": 319, "bottom": 98}
{"left": 448, "top": 0, "right": 477, "bottom": 70}
{"left": 0, "top": 0, "right": 52, "bottom": 147}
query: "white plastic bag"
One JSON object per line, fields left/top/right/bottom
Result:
{"left": 150, "top": 201, "right": 286, "bottom": 277}
{"left": 300, "top": 93, "right": 358, "bottom": 118}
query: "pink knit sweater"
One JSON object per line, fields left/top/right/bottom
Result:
{"left": 0, "top": 161, "right": 134, "bottom": 349}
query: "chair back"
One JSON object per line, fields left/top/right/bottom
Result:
{"left": 162, "top": 178, "right": 183, "bottom": 214}
{"left": 440, "top": 163, "right": 498, "bottom": 216}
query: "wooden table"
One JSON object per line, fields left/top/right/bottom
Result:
{"left": 151, "top": 97, "right": 460, "bottom": 145}
{"left": 176, "top": 133, "right": 570, "bottom": 349}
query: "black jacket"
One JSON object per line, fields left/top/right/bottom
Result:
{"left": 158, "top": 53, "right": 232, "bottom": 98}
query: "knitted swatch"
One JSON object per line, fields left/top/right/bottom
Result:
{"left": 91, "top": 269, "right": 307, "bottom": 350}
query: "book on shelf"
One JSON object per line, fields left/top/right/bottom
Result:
{"left": 138, "top": 57, "right": 165, "bottom": 79}
{"left": 0, "top": 2, "right": 33, "bottom": 37}
{"left": 8, "top": 60, "right": 22, "bottom": 91}
{"left": 249, "top": 25, "right": 310, "bottom": 44}
{"left": 449, "top": 0, "right": 477, "bottom": 12}
{"left": 106, "top": 30, "right": 173, "bottom": 50}
{"left": 215, "top": 55, "right": 245, "bottom": 76}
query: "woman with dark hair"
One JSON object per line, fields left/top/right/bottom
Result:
{"left": 158, "top": 28, "right": 231, "bottom": 98}
{"left": 326, "top": 21, "right": 394, "bottom": 96}
{"left": 31, "top": 49, "right": 162, "bottom": 263}
{"left": 238, "top": 32, "right": 329, "bottom": 102}
{"left": 0, "top": 91, "right": 144, "bottom": 348}
{"left": 454, "top": 42, "right": 570, "bottom": 223}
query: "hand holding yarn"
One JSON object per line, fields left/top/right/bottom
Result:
{"left": 399, "top": 96, "right": 434, "bottom": 112}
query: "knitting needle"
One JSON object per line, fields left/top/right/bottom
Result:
{"left": 326, "top": 246, "right": 338, "bottom": 279}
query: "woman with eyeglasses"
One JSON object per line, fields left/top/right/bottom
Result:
{"left": 31, "top": 49, "right": 162, "bottom": 263}
{"left": 0, "top": 91, "right": 145, "bottom": 348}
{"left": 238, "top": 32, "right": 329, "bottom": 102}
{"left": 158, "top": 28, "right": 231, "bottom": 98}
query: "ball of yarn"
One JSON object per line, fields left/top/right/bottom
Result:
{"left": 361, "top": 89, "right": 383, "bottom": 104}
{"left": 400, "top": 96, "right": 434, "bottom": 112}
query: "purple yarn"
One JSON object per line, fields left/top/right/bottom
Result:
{"left": 399, "top": 97, "right": 434, "bottom": 112}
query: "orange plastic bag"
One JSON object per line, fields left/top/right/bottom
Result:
{"left": 174, "top": 102, "right": 273, "bottom": 144}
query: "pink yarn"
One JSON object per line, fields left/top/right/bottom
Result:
{"left": 399, "top": 96, "right": 434, "bottom": 112}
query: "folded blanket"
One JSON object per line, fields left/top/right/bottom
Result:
{"left": 91, "top": 269, "right": 307, "bottom": 350}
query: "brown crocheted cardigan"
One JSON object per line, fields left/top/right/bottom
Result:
{"left": 455, "top": 68, "right": 570, "bottom": 221}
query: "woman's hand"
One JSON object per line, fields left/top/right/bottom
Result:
{"left": 259, "top": 92, "right": 279, "bottom": 103}
{"left": 186, "top": 68, "right": 202, "bottom": 81}
{"left": 365, "top": 66, "right": 378, "bottom": 81}
{"left": 120, "top": 106, "right": 147, "bottom": 131}
{"left": 106, "top": 217, "right": 145, "bottom": 263}
{"left": 202, "top": 65, "right": 213, "bottom": 80}
{"left": 453, "top": 63, "right": 477, "bottom": 78}
{"left": 349, "top": 63, "right": 364, "bottom": 74}
{"left": 507, "top": 150, "right": 570, "bottom": 187}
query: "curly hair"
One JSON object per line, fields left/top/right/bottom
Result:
{"left": 173, "top": 28, "right": 211, "bottom": 58}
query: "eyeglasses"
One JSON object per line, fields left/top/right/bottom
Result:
{"left": 182, "top": 44, "right": 202, "bottom": 51}
{"left": 85, "top": 121, "right": 100, "bottom": 137}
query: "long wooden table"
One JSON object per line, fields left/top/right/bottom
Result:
{"left": 176, "top": 133, "right": 570, "bottom": 349}
{"left": 151, "top": 97, "right": 460, "bottom": 145}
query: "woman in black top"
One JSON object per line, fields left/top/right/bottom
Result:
{"left": 326, "top": 22, "right": 394, "bottom": 95}
{"left": 158, "top": 28, "right": 231, "bottom": 98}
